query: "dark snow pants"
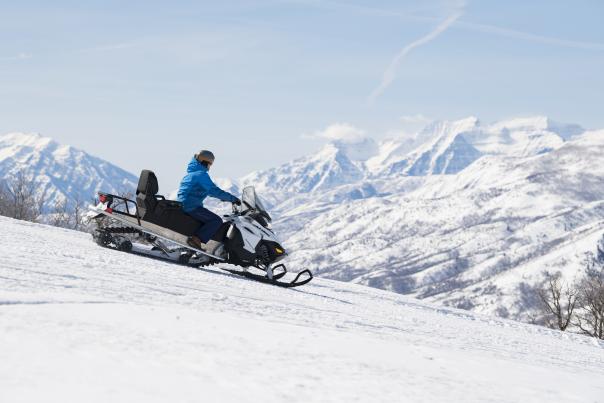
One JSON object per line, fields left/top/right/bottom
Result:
{"left": 186, "top": 206, "right": 223, "bottom": 243}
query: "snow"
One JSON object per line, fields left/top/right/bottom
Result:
{"left": 1, "top": 216, "right": 604, "bottom": 402}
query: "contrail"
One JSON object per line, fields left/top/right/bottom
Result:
{"left": 294, "top": 1, "right": 604, "bottom": 52}
{"left": 368, "top": 11, "right": 463, "bottom": 105}
{"left": 456, "top": 20, "right": 604, "bottom": 51}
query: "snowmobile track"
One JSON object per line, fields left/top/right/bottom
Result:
{"left": 95, "top": 235, "right": 305, "bottom": 287}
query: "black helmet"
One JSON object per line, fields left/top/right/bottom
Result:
{"left": 195, "top": 150, "right": 215, "bottom": 164}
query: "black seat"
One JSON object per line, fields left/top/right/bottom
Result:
{"left": 136, "top": 170, "right": 200, "bottom": 236}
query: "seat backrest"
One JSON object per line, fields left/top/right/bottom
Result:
{"left": 136, "top": 170, "right": 159, "bottom": 218}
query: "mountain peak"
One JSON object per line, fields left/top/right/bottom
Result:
{"left": 366, "top": 117, "right": 482, "bottom": 176}
{"left": 420, "top": 116, "right": 480, "bottom": 138}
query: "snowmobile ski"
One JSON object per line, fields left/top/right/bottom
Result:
{"left": 219, "top": 267, "right": 313, "bottom": 288}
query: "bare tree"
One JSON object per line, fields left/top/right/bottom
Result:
{"left": 537, "top": 271, "right": 577, "bottom": 331}
{"left": 1, "top": 170, "right": 103, "bottom": 233}
{"left": 0, "top": 179, "right": 10, "bottom": 216}
{"left": 49, "top": 199, "right": 72, "bottom": 228}
{"left": 574, "top": 258, "right": 604, "bottom": 339}
{"left": 597, "top": 237, "right": 604, "bottom": 265}
{"left": 46, "top": 194, "right": 93, "bottom": 233}
{"left": 0, "top": 172, "right": 46, "bottom": 222}
{"left": 71, "top": 195, "right": 95, "bottom": 233}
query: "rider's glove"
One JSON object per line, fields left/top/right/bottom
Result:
{"left": 233, "top": 198, "right": 242, "bottom": 206}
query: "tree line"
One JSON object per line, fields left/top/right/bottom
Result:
{"left": 0, "top": 171, "right": 89, "bottom": 231}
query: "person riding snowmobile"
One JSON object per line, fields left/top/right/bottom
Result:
{"left": 177, "top": 150, "right": 240, "bottom": 255}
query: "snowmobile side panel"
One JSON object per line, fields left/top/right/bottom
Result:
{"left": 92, "top": 208, "right": 226, "bottom": 261}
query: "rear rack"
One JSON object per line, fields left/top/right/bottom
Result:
{"left": 98, "top": 192, "right": 141, "bottom": 225}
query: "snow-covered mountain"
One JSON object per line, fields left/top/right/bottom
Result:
{"left": 240, "top": 116, "right": 586, "bottom": 205}
{"left": 367, "top": 116, "right": 586, "bottom": 177}
{"left": 284, "top": 130, "right": 604, "bottom": 318}
{"left": 233, "top": 116, "right": 601, "bottom": 321}
{"left": 1, "top": 216, "right": 603, "bottom": 402}
{"left": 239, "top": 139, "right": 375, "bottom": 206}
{"left": 0, "top": 133, "right": 137, "bottom": 209}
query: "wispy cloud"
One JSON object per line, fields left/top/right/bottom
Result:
{"left": 1, "top": 42, "right": 135, "bottom": 63}
{"left": 302, "top": 122, "right": 366, "bottom": 143}
{"left": 0, "top": 52, "right": 33, "bottom": 62}
{"left": 367, "top": 9, "right": 464, "bottom": 105}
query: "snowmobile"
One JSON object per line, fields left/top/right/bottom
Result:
{"left": 87, "top": 170, "right": 313, "bottom": 288}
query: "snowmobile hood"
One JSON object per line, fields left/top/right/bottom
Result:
{"left": 186, "top": 157, "right": 208, "bottom": 173}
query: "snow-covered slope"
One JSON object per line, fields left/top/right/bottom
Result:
{"left": 0, "top": 133, "right": 137, "bottom": 209}
{"left": 1, "top": 216, "right": 603, "bottom": 403}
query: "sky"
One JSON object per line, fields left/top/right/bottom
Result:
{"left": 1, "top": 0, "right": 603, "bottom": 189}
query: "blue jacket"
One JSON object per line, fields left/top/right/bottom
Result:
{"left": 177, "top": 157, "right": 237, "bottom": 212}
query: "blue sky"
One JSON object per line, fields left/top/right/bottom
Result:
{"left": 1, "top": 0, "right": 603, "bottom": 189}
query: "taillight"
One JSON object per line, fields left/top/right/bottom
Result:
{"left": 99, "top": 194, "right": 108, "bottom": 203}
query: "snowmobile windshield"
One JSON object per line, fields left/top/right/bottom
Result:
{"left": 242, "top": 186, "right": 272, "bottom": 223}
